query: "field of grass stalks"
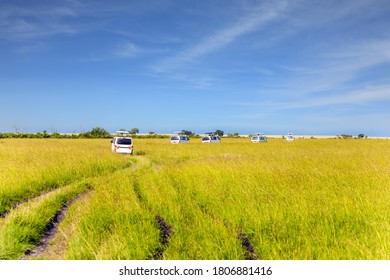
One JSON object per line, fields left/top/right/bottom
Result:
{"left": 0, "top": 138, "right": 389, "bottom": 260}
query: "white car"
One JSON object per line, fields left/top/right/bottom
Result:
{"left": 251, "top": 134, "right": 267, "bottom": 143}
{"left": 201, "top": 135, "right": 221, "bottom": 143}
{"left": 111, "top": 136, "right": 133, "bottom": 154}
{"left": 286, "top": 133, "right": 295, "bottom": 141}
{"left": 170, "top": 135, "right": 190, "bottom": 144}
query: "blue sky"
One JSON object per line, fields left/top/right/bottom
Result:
{"left": 1, "top": 0, "right": 390, "bottom": 136}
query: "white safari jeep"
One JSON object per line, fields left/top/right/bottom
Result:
{"left": 251, "top": 133, "right": 267, "bottom": 143}
{"left": 286, "top": 133, "right": 295, "bottom": 142}
{"left": 201, "top": 135, "right": 221, "bottom": 143}
{"left": 111, "top": 131, "right": 133, "bottom": 154}
{"left": 170, "top": 134, "right": 190, "bottom": 144}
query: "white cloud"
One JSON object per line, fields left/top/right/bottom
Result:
{"left": 114, "top": 43, "right": 139, "bottom": 58}
{"left": 153, "top": 0, "right": 292, "bottom": 72}
{"left": 16, "top": 42, "right": 48, "bottom": 54}
{"left": 0, "top": 4, "right": 77, "bottom": 41}
{"left": 257, "top": 37, "right": 390, "bottom": 102}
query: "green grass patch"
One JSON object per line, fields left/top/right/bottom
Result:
{"left": 0, "top": 181, "right": 92, "bottom": 260}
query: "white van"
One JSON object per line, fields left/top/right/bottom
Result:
{"left": 251, "top": 134, "right": 267, "bottom": 143}
{"left": 111, "top": 131, "right": 133, "bottom": 154}
{"left": 170, "top": 135, "right": 190, "bottom": 144}
{"left": 286, "top": 133, "right": 295, "bottom": 142}
{"left": 201, "top": 135, "right": 221, "bottom": 143}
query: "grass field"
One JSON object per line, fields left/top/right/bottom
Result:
{"left": 0, "top": 138, "right": 389, "bottom": 260}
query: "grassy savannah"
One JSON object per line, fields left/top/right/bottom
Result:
{"left": 0, "top": 137, "right": 389, "bottom": 260}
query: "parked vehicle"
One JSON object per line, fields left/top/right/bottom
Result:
{"left": 201, "top": 135, "right": 221, "bottom": 143}
{"left": 111, "top": 131, "right": 133, "bottom": 154}
{"left": 251, "top": 133, "right": 267, "bottom": 143}
{"left": 286, "top": 133, "right": 295, "bottom": 142}
{"left": 170, "top": 134, "right": 190, "bottom": 144}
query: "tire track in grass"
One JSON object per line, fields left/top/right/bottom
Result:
{"left": 42, "top": 156, "right": 159, "bottom": 260}
{"left": 1, "top": 156, "right": 149, "bottom": 260}
{"left": 166, "top": 178, "right": 259, "bottom": 260}
{"left": 0, "top": 188, "right": 59, "bottom": 219}
{"left": 21, "top": 192, "right": 90, "bottom": 259}
{"left": 149, "top": 215, "right": 173, "bottom": 260}
{"left": 0, "top": 182, "right": 92, "bottom": 260}
{"left": 191, "top": 192, "right": 260, "bottom": 260}
{"left": 130, "top": 178, "right": 175, "bottom": 260}
{"left": 238, "top": 228, "right": 259, "bottom": 260}
{"left": 29, "top": 159, "right": 148, "bottom": 260}
{"left": 128, "top": 157, "right": 176, "bottom": 260}
{"left": 0, "top": 160, "right": 134, "bottom": 218}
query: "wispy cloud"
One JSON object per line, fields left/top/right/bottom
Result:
{"left": 153, "top": 1, "right": 292, "bottom": 72}
{"left": 272, "top": 85, "right": 390, "bottom": 110}
{"left": 231, "top": 82, "right": 390, "bottom": 118}
{"left": 113, "top": 42, "right": 139, "bottom": 58}
{"left": 227, "top": 35, "right": 390, "bottom": 116}
{"left": 16, "top": 42, "right": 48, "bottom": 54}
{"left": 0, "top": 4, "right": 78, "bottom": 41}
{"left": 249, "top": 37, "right": 390, "bottom": 102}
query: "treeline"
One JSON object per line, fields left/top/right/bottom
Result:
{"left": 0, "top": 127, "right": 231, "bottom": 139}
{"left": 0, "top": 127, "right": 169, "bottom": 139}
{"left": 0, "top": 132, "right": 171, "bottom": 139}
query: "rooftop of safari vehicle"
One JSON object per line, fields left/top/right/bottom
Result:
{"left": 111, "top": 131, "right": 132, "bottom": 143}
{"left": 115, "top": 130, "right": 131, "bottom": 137}
{"left": 251, "top": 133, "right": 265, "bottom": 137}
{"left": 170, "top": 134, "right": 188, "bottom": 138}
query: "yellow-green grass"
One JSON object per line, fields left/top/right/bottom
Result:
{"left": 1, "top": 138, "right": 389, "bottom": 259}
{"left": 0, "top": 139, "right": 133, "bottom": 215}
{"left": 0, "top": 180, "right": 91, "bottom": 259}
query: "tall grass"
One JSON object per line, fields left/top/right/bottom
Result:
{"left": 0, "top": 181, "right": 91, "bottom": 259}
{"left": 64, "top": 167, "right": 161, "bottom": 260}
{"left": 62, "top": 138, "right": 390, "bottom": 259}
{"left": 0, "top": 139, "right": 132, "bottom": 215}
{"left": 1, "top": 138, "right": 389, "bottom": 259}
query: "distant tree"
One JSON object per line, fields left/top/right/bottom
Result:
{"left": 181, "top": 130, "right": 193, "bottom": 136}
{"left": 51, "top": 132, "right": 61, "bottom": 138}
{"left": 89, "top": 127, "right": 111, "bottom": 138}
{"left": 341, "top": 134, "right": 353, "bottom": 139}
{"left": 214, "top": 130, "right": 224, "bottom": 137}
{"left": 233, "top": 132, "right": 239, "bottom": 137}
{"left": 130, "top": 128, "right": 139, "bottom": 134}
{"left": 358, "top": 133, "right": 365, "bottom": 139}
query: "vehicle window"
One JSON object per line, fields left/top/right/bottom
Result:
{"left": 171, "top": 136, "right": 179, "bottom": 141}
{"left": 202, "top": 137, "right": 210, "bottom": 141}
{"left": 117, "top": 138, "right": 132, "bottom": 145}
{"left": 180, "top": 136, "right": 187, "bottom": 140}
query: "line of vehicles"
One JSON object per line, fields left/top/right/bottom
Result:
{"left": 111, "top": 130, "right": 295, "bottom": 155}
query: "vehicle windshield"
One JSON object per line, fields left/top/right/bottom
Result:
{"left": 171, "top": 136, "right": 179, "bottom": 141}
{"left": 202, "top": 137, "right": 210, "bottom": 141}
{"left": 211, "top": 136, "right": 218, "bottom": 140}
{"left": 117, "top": 138, "right": 132, "bottom": 145}
{"left": 180, "top": 136, "right": 187, "bottom": 140}
{"left": 252, "top": 136, "right": 259, "bottom": 140}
